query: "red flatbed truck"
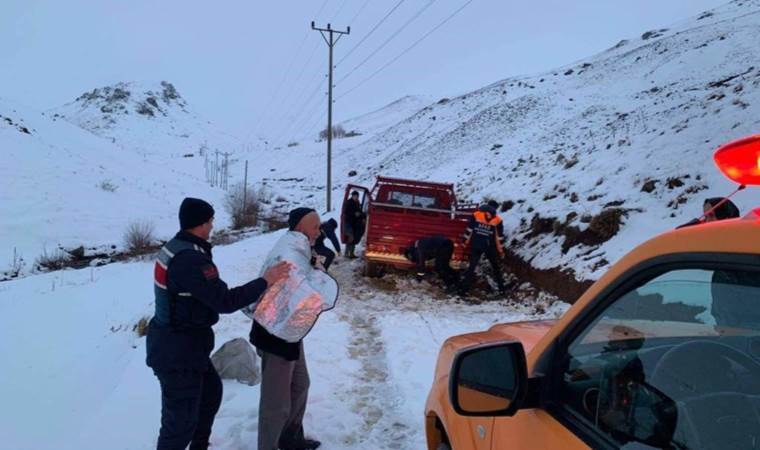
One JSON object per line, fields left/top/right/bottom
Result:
{"left": 341, "top": 176, "right": 478, "bottom": 276}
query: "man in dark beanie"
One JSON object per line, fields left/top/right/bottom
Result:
{"left": 247, "top": 206, "right": 332, "bottom": 450}
{"left": 147, "top": 197, "right": 290, "bottom": 450}
{"left": 313, "top": 218, "right": 340, "bottom": 271}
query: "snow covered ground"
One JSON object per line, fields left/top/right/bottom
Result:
{"left": 0, "top": 226, "right": 567, "bottom": 450}
{"left": 4, "top": 1, "right": 760, "bottom": 448}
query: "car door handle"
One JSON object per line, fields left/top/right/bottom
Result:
{"left": 477, "top": 424, "right": 486, "bottom": 440}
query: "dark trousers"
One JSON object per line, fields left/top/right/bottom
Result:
{"left": 461, "top": 246, "right": 505, "bottom": 293}
{"left": 258, "top": 345, "right": 311, "bottom": 450}
{"left": 313, "top": 244, "right": 335, "bottom": 270}
{"left": 429, "top": 244, "right": 457, "bottom": 285}
{"left": 155, "top": 360, "right": 222, "bottom": 450}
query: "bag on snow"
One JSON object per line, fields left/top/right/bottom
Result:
{"left": 210, "top": 338, "right": 261, "bottom": 386}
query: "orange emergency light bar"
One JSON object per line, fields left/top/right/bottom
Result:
{"left": 714, "top": 134, "right": 760, "bottom": 186}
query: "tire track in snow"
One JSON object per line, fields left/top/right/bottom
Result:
{"left": 330, "top": 257, "right": 417, "bottom": 449}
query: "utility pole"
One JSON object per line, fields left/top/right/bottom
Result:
{"left": 242, "top": 160, "right": 249, "bottom": 216}
{"left": 312, "top": 21, "right": 350, "bottom": 212}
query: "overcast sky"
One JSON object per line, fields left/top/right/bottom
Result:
{"left": 2, "top": 0, "right": 727, "bottom": 143}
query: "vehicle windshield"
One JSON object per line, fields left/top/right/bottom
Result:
{"left": 387, "top": 190, "right": 438, "bottom": 208}
{"left": 561, "top": 267, "right": 760, "bottom": 449}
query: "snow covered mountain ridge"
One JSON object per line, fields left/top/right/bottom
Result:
{"left": 51, "top": 80, "right": 240, "bottom": 157}
{"left": 254, "top": 0, "right": 760, "bottom": 286}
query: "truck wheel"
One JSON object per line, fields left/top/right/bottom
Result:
{"left": 436, "top": 444, "right": 452, "bottom": 450}
{"left": 363, "top": 261, "right": 383, "bottom": 278}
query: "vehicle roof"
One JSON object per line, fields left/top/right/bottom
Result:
{"left": 375, "top": 176, "right": 454, "bottom": 190}
{"left": 527, "top": 211, "right": 760, "bottom": 369}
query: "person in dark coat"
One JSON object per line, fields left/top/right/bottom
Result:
{"left": 404, "top": 235, "right": 457, "bottom": 286}
{"left": 313, "top": 218, "right": 340, "bottom": 270}
{"left": 251, "top": 207, "right": 324, "bottom": 450}
{"left": 676, "top": 197, "right": 740, "bottom": 228}
{"left": 459, "top": 204, "right": 507, "bottom": 295}
{"left": 342, "top": 191, "right": 365, "bottom": 258}
{"left": 146, "top": 197, "right": 289, "bottom": 450}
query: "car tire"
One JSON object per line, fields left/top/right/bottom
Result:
{"left": 436, "top": 443, "right": 452, "bottom": 450}
{"left": 363, "top": 260, "right": 383, "bottom": 278}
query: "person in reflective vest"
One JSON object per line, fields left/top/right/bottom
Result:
{"left": 459, "top": 203, "right": 507, "bottom": 295}
{"left": 146, "top": 197, "right": 289, "bottom": 450}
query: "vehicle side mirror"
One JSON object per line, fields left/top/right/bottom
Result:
{"left": 449, "top": 341, "right": 528, "bottom": 417}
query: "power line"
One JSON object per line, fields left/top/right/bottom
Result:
{"left": 336, "top": 0, "right": 406, "bottom": 66}
{"left": 332, "top": 0, "right": 351, "bottom": 21}
{"left": 336, "top": 0, "right": 436, "bottom": 85}
{"left": 254, "top": 0, "right": 331, "bottom": 135}
{"left": 337, "top": 0, "right": 473, "bottom": 101}
{"left": 277, "top": 77, "right": 327, "bottom": 144}
{"left": 270, "top": 0, "right": 374, "bottom": 143}
{"left": 348, "top": 0, "right": 372, "bottom": 25}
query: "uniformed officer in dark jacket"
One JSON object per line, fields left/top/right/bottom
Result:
{"left": 313, "top": 218, "right": 340, "bottom": 270}
{"left": 459, "top": 203, "right": 507, "bottom": 295}
{"left": 146, "top": 197, "right": 289, "bottom": 450}
{"left": 404, "top": 235, "right": 457, "bottom": 286}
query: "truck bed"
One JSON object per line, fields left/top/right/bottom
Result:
{"left": 364, "top": 202, "right": 475, "bottom": 268}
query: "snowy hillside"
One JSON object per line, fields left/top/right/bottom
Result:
{"left": 336, "top": 95, "right": 433, "bottom": 138}
{"left": 259, "top": 0, "right": 760, "bottom": 282}
{"left": 1, "top": 97, "right": 232, "bottom": 277}
{"left": 51, "top": 81, "right": 242, "bottom": 157}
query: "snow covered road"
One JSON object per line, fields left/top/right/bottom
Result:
{"left": 0, "top": 230, "right": 568, "bottom": 450}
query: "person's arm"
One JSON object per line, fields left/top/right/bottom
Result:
{"left": 326, "top": 227, "right": 341, "bottom": 253}
{"left": 415, "top": 245, "right": 426, "bottom": 277}
{"left": 170, "top": 251, "right": 268, "bottom": 314}
{"left": 463, "top": 217, "right": 474, "bottom": 244}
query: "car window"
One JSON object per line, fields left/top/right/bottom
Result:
{"left": 389, "top": 191, "right": 413, "bottom": 206}
{"left": 559, "top": 268, "right": 760, "bottom": 449}
{"left": 413, "top": 194, "right": 437, "bottom": 208}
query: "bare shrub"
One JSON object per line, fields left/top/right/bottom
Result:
{"left": 8, "top": 247, "right": 26, "bottom": 277}
{"left": 263, "top": 214, "right": 288, "bottom": 231}
{"left": 287, "top": 141, "right": 299, "bottom": 147}
{"left": 257, "top": 185, "right": 273, "bottom": 205}
{"left": 35, "top": 247, "right": 70, "bottom": 271}
{"left": 318, "top": 125, "right": 347, "bottom": 141}
{"left": 124, "top": 220, "right": 156, "bottom": 254}
{"left": 98, "top": 179, "right": 118, "bottom": 192}
{"left": 225, "top": 183, "right": 260, "bottom": 229}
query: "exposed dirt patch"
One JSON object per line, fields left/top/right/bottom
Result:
{"left": 502, "top": 249, "right": 593, "bottom": 303}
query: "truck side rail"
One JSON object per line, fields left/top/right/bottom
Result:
{"left": 371, "top": 201, "right": 475, "bottom": 218}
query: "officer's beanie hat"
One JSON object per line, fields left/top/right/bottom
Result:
{"left": 179, "top": 197, "right": 215, "bottom": 230}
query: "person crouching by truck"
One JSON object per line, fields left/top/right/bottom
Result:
{"left": 403, "top": 236, "right": 458, "bottom": 287}
{"left": 342, "top": 191, "right": 365, "bottom": 258}
{"left": 313, "top": 218, "right": 340, "bottom": 271}
{"left": 459, "top": 203, "right": 507, "bottom": 296}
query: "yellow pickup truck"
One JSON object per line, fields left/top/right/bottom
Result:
{"left": 425, "top": 135, "right": 760, "bottom": 450}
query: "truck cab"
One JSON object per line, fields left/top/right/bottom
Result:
{"left": 425, "top": 135, "right": 760, "bottom": 449}
{"left": 342, "top": 177, "right": 477, "bottom": 276}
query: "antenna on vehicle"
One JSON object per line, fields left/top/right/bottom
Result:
{"left": 677, "top": 134, "right": 760, "bottom": 228}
